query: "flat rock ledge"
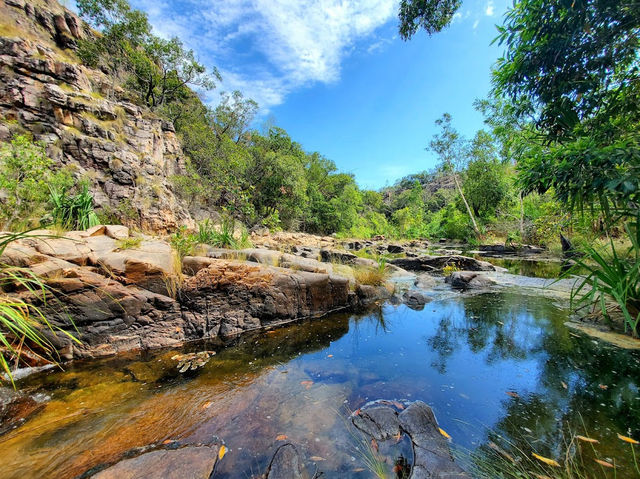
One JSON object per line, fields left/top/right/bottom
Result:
{"left": 352, "top": 400, "right": 470, "bottom": 479}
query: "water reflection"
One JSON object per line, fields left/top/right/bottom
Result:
{"left": 1, "top": 290, "right": 639, "bottom": 478}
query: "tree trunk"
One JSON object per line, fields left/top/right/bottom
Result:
{"left": 453, "top": 173, "right": 481, "bottom": 238}
{"left": 519, "top": 190, "right": 525, "bottom": 240}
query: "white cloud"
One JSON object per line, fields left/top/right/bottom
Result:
{"left": 485, "top": 0, "right": 495, "bottom": 16}
{"left": 472, "top": 19, "right": 480, "bottom": 30}
{"left": 130, "top": 0, "right": 397, "bottom": 112}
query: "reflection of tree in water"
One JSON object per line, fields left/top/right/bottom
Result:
{"left": 425, "top": 292, "right": 563, "bottom": 373}
{"left": 425, "top": 291, "right": 640, "bottom": 473}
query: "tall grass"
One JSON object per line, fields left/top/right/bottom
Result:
{"left": 0, "top": 231, "right": 80, "bottom": 385}
{"left": 193, "top": 218, "right": 252, "bottom": 249}
{"left": 567, "top": 221, "right": 640, "bottom": 336}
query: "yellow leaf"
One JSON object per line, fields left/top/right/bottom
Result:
{"left": 439, "top": 428, "right": 451, "bottom": 439}
{"left": 202, "top": 401, "right": 212, "bottom": 409}
{"left": 310, "top": 456, "right": 326, "bottom": 461}
{"left": 561, "top": 381, "right": 568, "bottom": 389}
{"left": 532, "top": 453, "right": 560, "bottom": 467}
{"left": 617, "top": 433, "right": 639, "bottom": 444}
{"left": 276, "top": 434, "right": 288, "bottom": 441}
{"left": 327, "top": 354, "right": 333, "bottom": 358}
{"left": 218, "top": 445, "right": 227, "bottom": 460}
{"left": 576, "top": 435, "right": 599, "bottom": 444}
{"left": 594, "top": 459, "right": 615, "bottom": 468}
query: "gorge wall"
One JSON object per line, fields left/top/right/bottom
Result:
{"left": 0, "top": 0, "right": 194, "bottom": 232}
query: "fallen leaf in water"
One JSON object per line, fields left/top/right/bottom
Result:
{"left": 327, "top": 354, "right": 333, "bottom": 358}
{"left": 576, "top": 435, "right": 599, "bottom": 444}
{"left": 561, "top": 381, "right": 568, "bottom": 389}
{"left": 598, "top": 384, "right": 608, "bottom": 390}
{"left": 310, "top": 456, "right": 326, "bottom": 461}
{"left": 276, "top": 434, "right": 288, "bottom": 441}
{"left": 392, "top": 401, "right": 405, "bottom": 410}
{"left": 439, "top": 428, "right": 451, "bottom": 439}
{"left": 488, "top": 442, "right": 516, "bottom": 463}
{"left": 352, "top": 468, "right": 366, "bottom": 472}
{"left": 300, "top": 380, "right": 314, "bottom": 389}
{"left": 371, "top": 438, "right": 379, "bottom": 452}
{"left": 162, "top": 439, "right": 174, "bottom": 445}
{"left": 266, "top": 330, "right": 277, "bottom": 334}
{"left": 354, "top": 409, "right": 361, "bottom": 416}
{"left": 218, "top": 445, "right": 227, "bottom": 460}
{"left": 506, "top": 391, "right": 520, "bottom": 398}
{"left": 532, "top": 453, "right": 560, "bottom": 467}
{"left": 202, "top": 401, "right": 212, "bottom": 410}
{"left": 617, "top": 433, "right": 639, "bottom": 444}
{"left": 394, "top": 431, "right": 402, "bottom": 443}
{"left": 594, "top": 459, "right": 615, "bottom": 468}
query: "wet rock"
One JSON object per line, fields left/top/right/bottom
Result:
{"left": 446, "top": 271, "right": 496, "bottom": 289}
{"left": 89, "top": 444, "right": 220, "bottom": 479}
{"left": 391, "top": 255, "right": 499, "bottom": 272}
{"left": 264, "top": 443, "right": 306, "bottom": 479}
{"left": 172, "top": 351, "right": 215, "bottom": 373}
{"left": 403, "top": 290, "right": 431, "bottom": 310}
{"left": 387, "top": 244, "right": 405, "bottom": 254}
{"left": 352, "top": 400, "right": 470, "bottom": 479}
{"left": 0, "top": 388, "right": 48, "bottom": 436}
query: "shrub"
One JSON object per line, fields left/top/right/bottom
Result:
{"left": 49, "top": 183, "right": 100, "bottom": 230}
{"left": 169, "top": 226, "right": 196, "bottom": 259}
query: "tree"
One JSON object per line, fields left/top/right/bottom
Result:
{"left": 211, "top": 91, "right": 259, "bottom": 145}
{"left": 398, "top": 0, "right": 461, "bottom": 39}
{"left": 463, "top": 130, "right": 510, "bottom": 219}
{"left": 492, "top": 0, "right": 640, "bottom": 224}
{"left": 428, "top": 113, "right": 480, "bottom": 237}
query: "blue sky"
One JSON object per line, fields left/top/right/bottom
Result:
{"left": 127, "top": 0, "right": 511, "bottom": 190}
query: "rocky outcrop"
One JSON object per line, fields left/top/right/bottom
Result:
{"left": 3, "top": 228, "right": 397, "bottom": 360}
{"left": 0, "top": 0, "right": 193, "bottom": 231}
{"left": 352, "top": 400, "right": 470, "bottom": 479}
{"left": 390, "top": 255, "right": 501, "bottom": 272}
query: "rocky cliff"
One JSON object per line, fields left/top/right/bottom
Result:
{"left": 0, "top": 0, "right": 193, "bottom": 232}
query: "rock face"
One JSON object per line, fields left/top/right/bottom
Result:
{"left": 352, "top": 400, "right": 470, "bottom": 479}
{"left": 0, "top": 0, "right": 193, "bottom": 231}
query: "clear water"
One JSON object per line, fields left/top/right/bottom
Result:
{"left": 2, "top": 290, "right": 640, "bottom": 478}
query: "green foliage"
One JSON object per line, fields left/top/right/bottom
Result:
{"left": 398, "top": 0, "right": 461, "bottom": 39}
{"left": 169, "top": 226, "right": 196, "bottom": 259}
{"left": 569, "top": 222, "right": 640, "bottom": 337}
{"left": 77, "top": 0, "right": 219, "bottom": 108}
{"left": 0, "top": 231, "right": 80, "bottom": 385}
{"left": 0, "top": 135, "right": 72, "bottom": 229}
{"left": 116, "top": 237, "right": 142, "bottom": 250}
{"left": 49, "top": 183, "right": 100, "bottom": 231}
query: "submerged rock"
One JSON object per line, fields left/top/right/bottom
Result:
{"left": 88, "top": 443, "right": 221, "bottom": 479}
{"left": 352, "top": 400, "right": 470, "bottom": 479}
{"left": 264, "top": 443, "right": 307, "bottom": 479}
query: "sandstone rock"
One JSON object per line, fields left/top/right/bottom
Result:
{"left": 446, "top": 271, "right": 497, "bottom": 289}
{"left": 320, "top": 247, "right": 357, "bottom": 264}
{"left": 31, "top": 237, "right": 94, "bottom": 265}
{"left": 264, "top": 444, "right": 306, "bottom": 479}
{"left": 90, "top": 444, "right": 220, "bottom": 479}
{"left": 352, "top": 401, "right": 470, "bottom": 479}
{"left": 391, "top": 255, "right": 499, "bottom": 272}
{"left": 105, "top": 225, "right": 129, "bottom": 240}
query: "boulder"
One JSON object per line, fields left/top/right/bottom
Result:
{"left": 403, "top": 290, "right": 431, "bottom": 310}
{"left": 31, "top": 237, "right": 94, "bottom": 265}
{"left": 319, "top": 248, "right": 357, "bottom": 264}
{"left": 387, "top": 244, "right": 405, "bottom": 254}
{"left": 105, "top": 225, "right": 129, "bottom": 240}
{"left": 446, "top": 271, "right": 496, "bottom": 289}
{"left": 352, "top": 401, "right": 470, "bottom": 479}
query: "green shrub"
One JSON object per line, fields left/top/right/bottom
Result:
{"left": 49, "top": 183, "right": 100, "bottom": 230}
{"left": 169, "top": 226, "right": 196, "bottom": 259}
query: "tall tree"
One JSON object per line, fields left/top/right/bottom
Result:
{"left": 428, "top": 113, "right": 480, "bottom": 237}
{"left": 398, "top": 0, "right": 461, "bottom": 39}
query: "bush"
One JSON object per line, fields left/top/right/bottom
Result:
{"left": 49, "top": 183, "right": 100, "bottom": 230}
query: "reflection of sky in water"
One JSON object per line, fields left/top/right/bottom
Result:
{"left": 4, "top": 289, "right": 640, "bottom": 478}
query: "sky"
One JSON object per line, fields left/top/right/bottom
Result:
{"left": 126, "top": 0, "right": 511, "bottom": 190}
